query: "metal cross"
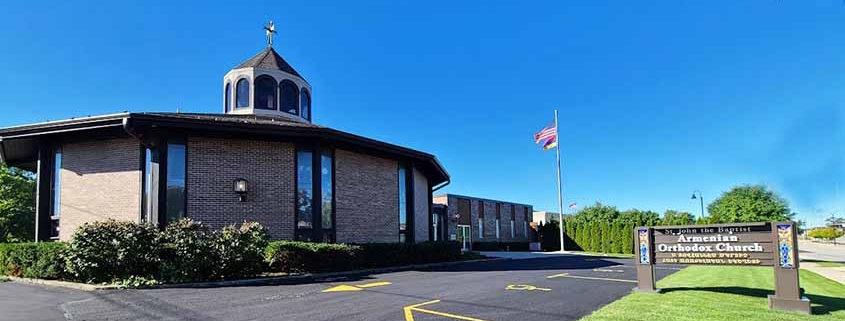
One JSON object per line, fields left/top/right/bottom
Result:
{"left": 264, "top": 20, "right": 276, "bottom": 47}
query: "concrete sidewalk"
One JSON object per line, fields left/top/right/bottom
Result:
{"left": 801, "top": 262, "right": 845, "bottom": 285}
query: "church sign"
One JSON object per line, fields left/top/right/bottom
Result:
{"left": 634, "top": 221, "right": 811, "bottom": 314}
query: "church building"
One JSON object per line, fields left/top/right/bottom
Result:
{"left": 0, "top": 22, "right": 449, "bottom": 244}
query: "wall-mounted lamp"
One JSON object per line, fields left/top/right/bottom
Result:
{"left": 234, "top": 178, "right": 248, "bottom": 202}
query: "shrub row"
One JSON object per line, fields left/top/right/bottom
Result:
{"left": 471, "top": 242, "right": 529, "bottom": 252}
{"left": 65, "top": 219, "right": 268, "bottom": 284}
{"left": 265, "top": 241, "right": 462, "bottom": 273}
{"left": 0, "top": 242, "right": 66, "bottom": 279}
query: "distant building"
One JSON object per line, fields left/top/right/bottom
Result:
{"left": 532, "top": 211, "right": 572, "bottom": 224}
{"left": 433, "top": 194, "right": 532, "bottom": 249}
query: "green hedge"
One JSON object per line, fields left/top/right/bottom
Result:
{"left": 471, "top": 241, "right": 529, "bottom": 252}
{"left": 266, "top": 241, "right": 462, "bottom": 273}
{"left": 0, "top": 242, "right": 66, "bottom": 279}
{"left": 538, "top": 220, "right": 636, "bottom": 254}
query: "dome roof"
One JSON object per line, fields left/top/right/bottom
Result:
{"left": 235, "top": 47, "right": 304, "bottom": 79}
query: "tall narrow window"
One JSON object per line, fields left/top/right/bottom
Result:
{"left": 50, "top": 148, "right": 62, "bottom": 239}
{"left": 236, "top": 78, "right": 250, "bottom": 108}
{"left": 280, "top": 80, "right": 299, "bottom": 115}
{"left": 398, "top": 165, "right": 408, "bottom": 243}
{"left": 142, "top": 147, "right": 154, "bottom": 223}
{"left": 165, "top": 142, "right": 186, "bottom": 223}
{"left": 254, "top": 76, "right": 277, "bottom": 109}
{"left": 320, "top": 149, "right": 334, "bottom": 241}
{"left": 510, "top": 206, "right": 516, "bottom": 238}
{"left": 300, "top": 89, "right": 311, "bottom": 120}
{"left": 296, "top": 149, "right": 314, "bottom": 240}
{"left": 224, "top": 83, "right": 231, "bottom": 112}
{"left": 495, "top": 203, "right": 501, "bottom": 239}
{"left": 296, "top": 147, "right": 335, "bottom": 242}
{"left": 478, "top": 201, "right": 484, "bottom": 238}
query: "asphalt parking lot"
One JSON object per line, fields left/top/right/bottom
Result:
{"left": 0, "top": 254, "right": 681, "bottom": 321}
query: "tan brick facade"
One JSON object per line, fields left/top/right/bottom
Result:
{"left": 335, "top": 149, "right": 399, "bottom": 243}
{"left": 59, "top": 138, "right": 141, "bottom": 241}
{"left": 186, "top": 137, "right": 295, "bottom": 240}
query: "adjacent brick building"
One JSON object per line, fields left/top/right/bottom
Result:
{"left": 0, "top": 37, "right": 449, "bottom": 244}
{"left": 433, "top": 194, "right": 532, "bottom": 250}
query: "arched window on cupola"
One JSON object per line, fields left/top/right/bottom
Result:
{"left": 236, "top": 78, "right": 250, "bottom": 108}
{"left": 300, "top": 89, "right": 311, "bottom": 121}
{"left": 280, "top": 80, "right": 299, "bottom": 115}
{"left": 254, "top": 75, "right": 277, "bottom": 110}
{"left": 224, "top": 82, "right": 232, "bottom": 112}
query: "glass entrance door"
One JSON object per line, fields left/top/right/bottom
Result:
{"left": 457, "top": 224, "right": 472, "bottom": 252}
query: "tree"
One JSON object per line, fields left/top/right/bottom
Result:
{"left": 807, "top": 227, "right": 844, "bottom": 244}
{"left": 825, "top": 215, "right": 845, "bottom": 226}
{"left": 661, "top": 210, "right": 694, "bottom": 226}
{"left": 707, "top": 185, "right": 793, "bottom": 223}
{"left": 570, "top": 202, "right": 619, "bottom": 225}
{"left": 0, "top": 165, "right": 36, "bottom": 242}
{"left": 618, "top": 209, "right": 661, "bottom": 226}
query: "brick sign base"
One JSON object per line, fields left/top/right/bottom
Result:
{"left": 635, "top": 221, "right": 811, "bottom": 314}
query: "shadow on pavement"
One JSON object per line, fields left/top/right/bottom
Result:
{"left": 660, "top": 286, "right": 845, "bottom": 315}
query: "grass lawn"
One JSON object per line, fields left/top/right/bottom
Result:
{"left": 580, "top": 266, "right": 845, "bottom": 321}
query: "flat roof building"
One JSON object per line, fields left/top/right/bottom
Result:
{"left": 433, "top": 194, "right": 532, "bottom": 249}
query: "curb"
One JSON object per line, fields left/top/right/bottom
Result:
{"left": 7, "top": 257, "right": 505, "bottom": 291}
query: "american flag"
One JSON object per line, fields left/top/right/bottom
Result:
{"left": 569, "top": 202, "right": 577, "bottom": 210}
{"left": 534, "top": 123, "right": 557, "bottom": 144}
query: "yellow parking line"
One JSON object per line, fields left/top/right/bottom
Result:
{"left": 357, "top": 281, "right": 392, "bottom": 288}
{"left": 547, "top": 273, "right": 636, "bottom": 283}
{"left": 403, "top": 299, "right": 490, "bottom": 321}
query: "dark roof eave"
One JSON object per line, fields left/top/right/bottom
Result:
{"left": 0, "top": 113, "right": 449, "bottom": 184}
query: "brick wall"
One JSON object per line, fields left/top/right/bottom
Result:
{"left": 335, "top": 149, "right": 399, "bottom": 243}
{"left": 438, "top": 195, "right": 531, "bottom": 244}
{"left": 59, "top": 138, "right": 141, "bottom": 241}
{"left": 187, "top": 137, "right": 295, "bottom": 240}
{"left": 413, "top": 167, "right": 429, "bottom": 242}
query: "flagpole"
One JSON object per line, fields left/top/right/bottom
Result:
{"left": 554, "top": 110, "right": 566, "bottom": 252}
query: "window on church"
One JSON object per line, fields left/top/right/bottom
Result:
{"left": 224, "top": 83, "right": 231, "bottom": 112}
{"left": 50, "top": 147, "right": 62, "bottom": 239}
{"left": 236, "top": 78, "right": 250, "bottom": 108}
{"left": 296, "top": 146, "right": 335, "bottom": 242}
{"left": 165, "top": 141, "right": 186, "bottom": 223}
{"left": 280, "top": 80, "right": 299, "bottom": 115}
{"left": 254, "top": 76, "right": 277, "bottom": 109}
{"left": 398, "top": 165, "right": 408, "bottom": 243}
{"left": 300, "top": 89, "right": 311, "bottom": 120}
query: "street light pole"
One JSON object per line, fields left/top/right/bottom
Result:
{"left": 691, "top": 190, "right": 704, "bottom": 220}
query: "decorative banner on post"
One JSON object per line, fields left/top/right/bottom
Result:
{"left": 776, "top": 224, "right": 796, "bottom": 269}
{"left": 638, "top": 228, "right": 650, "bottom": 265}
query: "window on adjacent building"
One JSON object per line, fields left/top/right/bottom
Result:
{"left": 398, "top": 165, "right": 408, "bottom": 243}
{"left": 280, "top": 80, "right": 299, "bottom": 115}
{"left": 254, "top": 76, "right": 277, "bottom": 109}
{"left": 495, "top": 203, "right": 501, "bottom": 239}
{"left": 50, "top": 148, "right": 62, "bottom": 239}
{"left": 165, "top": 142, "right": 186, "bottom": 223}
{"left": 300, "top": 89, "right": 311, "bottom": 120}
{"left": 236, "top": 78, "right": 250, "bottom": 108}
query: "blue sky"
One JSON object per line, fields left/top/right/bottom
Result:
{"left": 0, "top": 1, "right": 842, "bottom": 227}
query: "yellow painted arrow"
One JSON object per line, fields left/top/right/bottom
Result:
{"left": 403, "top": 300, "right": 490, "bottom": 321}
{"left": 322, "top": 281, "right": 392, "bottom": 293}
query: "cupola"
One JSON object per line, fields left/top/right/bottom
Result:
{"left": 223, "top": 20, "right": 312, "bottom": 122}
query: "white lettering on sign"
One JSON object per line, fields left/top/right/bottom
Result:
{"left": 677, "top": 234, "right": 738, "bottom": 243}
{"left": 657, "top": 243, "right": 764, "bottom": 252}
